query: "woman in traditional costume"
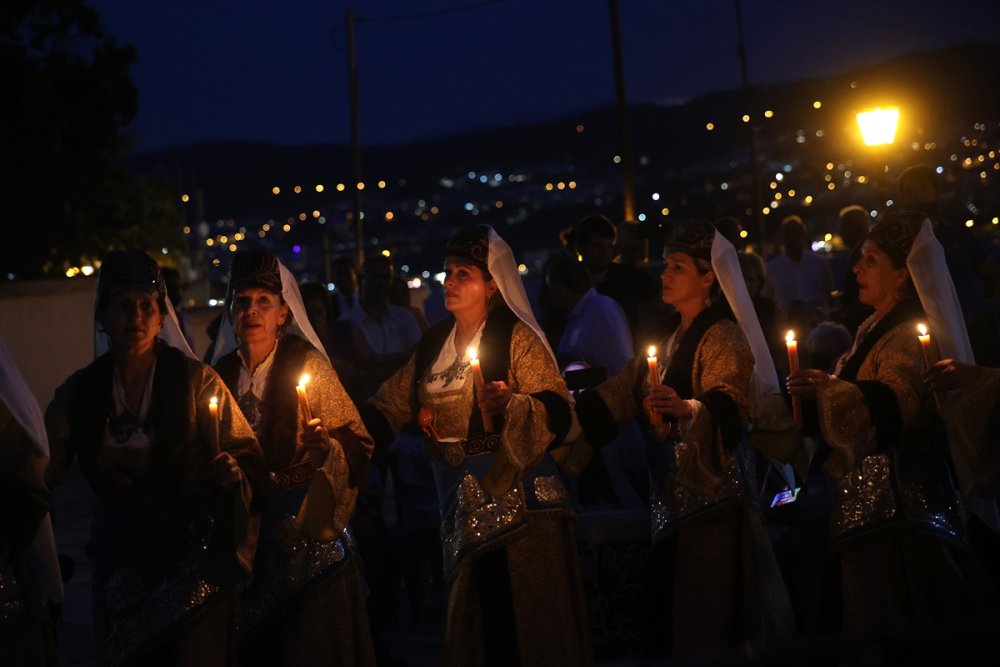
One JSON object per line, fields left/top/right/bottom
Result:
{"left": 787, "top": 211, "right": 997, "bottom": 646}
{"left": 45, "top": 250, "right": 260, "bottom": 666}
{"left": 211, "top": 250, "right": 374, "bottom": 666}
{"left": 574, "top": 220, "right": 795, "bottom": 656}
{"left": 1, "top": 337, "right": 61, "bottom": 666}
{"left": 360, "top": 225, "right": 592, "bottom": 666}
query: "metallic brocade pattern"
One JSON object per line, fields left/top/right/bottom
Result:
{"left": 443, "top": 474, "right": 572, "bottom": 578}
{"left": 650, "top": 445, "right": 745, "bottom": 542}
{"left": 444, "top": 475, "right": 524, "bottom": 577}
{"left": 533, "top": 475, "right": 570, "bottom": 505}
{"left": 832, "top": 454, "right": 896, "bottom": 537}
{"left": 235, "top": 518, "right": 350, "bottom": 634}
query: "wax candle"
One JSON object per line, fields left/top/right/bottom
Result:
{"left": 786, "top": 331, "right": 802, "bottom": 426}
{"left": 296, "top": 373, "right": 314, "bottom": 422}
{"left": 208, "top": 396, "right": 220, "bottom": 456}
{"left": 467, "top": 347, "right": 494, "bottom": 432}
{"left": 646, "top": 345, "right": 663, "bottom": 426}
{"left": 916, "top": 323, "right": 935, "bottom": 368}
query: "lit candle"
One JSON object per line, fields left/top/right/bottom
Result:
{"left": 916, "top": 323, "right": 941, "bottom": 408}
{"left": 296, "top": 373, "right": 314, "bottom": 423}
{"left": 208, "top": 396, "right": 220, "bottom": 456}
{"left": 786, "top": 331, "right": 802, "bottom": 426}
{"left": 467, "top": 347, "right": 494, "bottom": 432}
{"left": 916, "top": 323, "right": 935, "bottom": 368}
{"left": 646, "top": 345, "right": 663, "bottom": 426}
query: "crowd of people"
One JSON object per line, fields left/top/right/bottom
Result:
{"left": 3, "top": 163, "right": 1000, "bottom": 666}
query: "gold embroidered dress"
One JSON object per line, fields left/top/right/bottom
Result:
{"left": 576, "top": 306, "right": 794, "bottom": 655}
{"left": 45, "top": 343, "right": 260, "bottom": 666}
{"left": 215, "top": 334, "right": 376, "bottom": 667}
{"left": 364, "top": 311, "right": 592, "bottom": 667}
{"left": 815, "top": 302, "right": 994, "bottom": 634}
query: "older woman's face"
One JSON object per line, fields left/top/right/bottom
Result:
{"left": 232, "top": 287, "right": 288, "bottom": 347}
{"left": 443, "top": 259, "right": 496, "bottom": 316}
{"left": 661, "top": 251, "right": 714, "bottom": 308}
{"left": 101, "top": 288, "right": 164, "bottom": 353}
{"left": 853, "top": 239, "right": 908, "bottom": 310}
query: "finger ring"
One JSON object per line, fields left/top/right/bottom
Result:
{"left": 665, "top": 392, "right": 672, "bottom": 400}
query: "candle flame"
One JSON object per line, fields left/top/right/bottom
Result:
{"left": 917, "top": 323, "right": 928, "bottom": 336}
{"left": 647, "top": 345, "right": 657, "bottom": 358}
{"left": 209, "top": 396, "right": 218, "bottom": 408}
{"left": 467, "top": 347, "right": 478, "bottom": 362}
{"left": 297, "top": 373, "right": 311, "bottom": 389}
{"left": 785, "top": 330, "right": 796, "bottom": 343}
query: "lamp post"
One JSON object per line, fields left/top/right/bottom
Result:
{"left": 856, "top": 106, "right": 900, "bottom": 212}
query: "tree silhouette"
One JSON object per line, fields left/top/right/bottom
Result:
{"left": 0, "top": 0, "right": 181, "bottom": 279}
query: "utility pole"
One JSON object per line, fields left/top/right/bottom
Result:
{"left": 734, "top": 0, "right": 765, "bottom": 253}
{"left": 347, "top": 8, "right": 364, "bottom": 271}
{"left": 608, "top": 0, "right": 635, "bottom": 223}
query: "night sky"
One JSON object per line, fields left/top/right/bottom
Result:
{"left": 89, "top": 0, "right": 1000, "bottom": 154}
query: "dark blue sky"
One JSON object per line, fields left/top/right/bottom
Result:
{"left": 89, "top": 0, "right": 1000, "bottom": 153}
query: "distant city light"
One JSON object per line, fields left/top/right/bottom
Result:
{"left": 661, "top": 207, "right": 670, "bottom": 216}
{"left": 357, "top": 182, "right": 365, "bottom": 190}
{"left": 651, "top": 193, "right": 660, "bottom": 201}
{"left": 336, "top": 183, "right": 345, "bottom": 192}
{"left": 741, "top": 114, "right": 750, "bottom": 123}
{"left": 293, "top": 185, "right": 302, "bottom": 194}
{"left": 378, "top": 180, "right": 387, "bottom": 189}
{"left": 813, "top": 100, "right": 822, "bottom": 109}
{"left": 382, "top": 249, "right": 391, "bottom": 257}
{"left": 181, "top": 194, "right": 190, "bottom": 203}
{"left": 739, "top": 230, "right": 748, "bottom": 239}
{"left": 764, "top": 110, "right": 774, "bottom": 118}
{"left": 292, "top": 245, "right": 301, "bottom": 254}
{"left": 637, "top": 214, "right": 646, "bottom": 221}
{"left": 706, "top": 122, "right": 715, "bottom": 131}
{"left": 720, "top": 183, "right": 728, "bottom": 191}
{"left": 966, "top": 220, "right": 975, "bottom": 228}
{"left": 315, "top": 184, "right": 324, "bottom": 192}
{"left": 612, "top": 155, "right": 621, "bottom": 164}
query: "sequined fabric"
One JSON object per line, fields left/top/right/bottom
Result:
{"left": 818, "top": 320, "right": 965, "bottom": 544}
{"left": 443, "top": 475, "right": 525, "bottom": 578}
{"left": 235, "top": 518, "right": 350, "bottom": 635}
{"left": 100, "top": 534, "right": 223, "bottom": 667}
{"left": 533, "top": 475, "right": 570, "bottom": 505}
{"left": 651, "top": 445, "right": 745, "bottom": 542}
{"left": 831, "top": 454, "right": 896, "bottom": 540}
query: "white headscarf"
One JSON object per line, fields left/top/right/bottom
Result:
{"left": 484, "top": 227, "right": 557, "bottom": 365}
{"left": 210, "top": 257, "right": 328, "bottom": 365}
{"left": 0, "top": 337, "right": 64, "bottom": 605}
{"left": 710, "top": 233, "right": 794, "bottom": 432}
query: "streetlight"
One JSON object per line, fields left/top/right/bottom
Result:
{"left": 856, "top": 107, "right": 899, "bottom": 146}
{"left": 856, "top": 106, "right": 900, "bottom": 211}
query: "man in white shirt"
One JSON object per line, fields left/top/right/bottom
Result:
{"left": 545, "top": 255, "right": 633, "bottom": 375}
{"left": 766, "top": 215, "right": 834, "bottom": 328}
{"left": 340, "top": 254, "right": 421, "bottom": 381}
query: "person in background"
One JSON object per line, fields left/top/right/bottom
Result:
{"left": 340, "top": 254, "right": 422, "bottom": 396}
{"left": 766, "top": 215, "right": 834, "bottom": 336}
{"left": 833, "top": 205, "right": 873, "bottom": 335}
{"left": 575, "top": 215, "right": 660, "bottom": 347}
{"left": 898, "top": 165, "right": 1000, "bottom": 320}
{"left": 391, "top": 275, "right": 430, "bottom": 333}
{"left": 544, "top": 254, "right": 633, "bottom": 375}
{"left": 46, "top": 250, "right": 260, "bottom": 666}
{"left": 330, "top": 256, "right": 360, "bottom": 320}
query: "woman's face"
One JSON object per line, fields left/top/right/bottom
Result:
{"left": 101, "top": 288, "right": 164, "bottom": 353}
{"left": 661, "top": 251, "right": 714, "bottom": 308}
{"left": 853, "top": 239, "right": 908, "bottom": 310}
{"left": 742, "top": 263, "right": 764, "bottom": 298}
{"left": 232, "top": 287, "right": 288, "bottom": 346}
{"left": 443, "top": 259, "right": 496, "bottom": 317}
